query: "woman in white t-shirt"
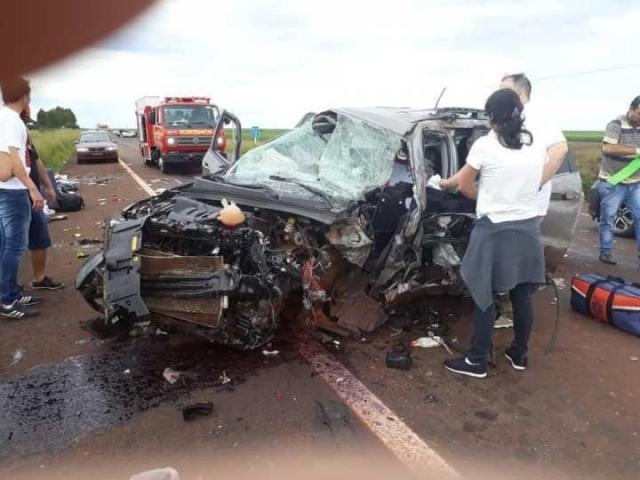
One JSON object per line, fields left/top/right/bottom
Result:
{"left": 440, "top": 89, "right": 547, "bottom": 378}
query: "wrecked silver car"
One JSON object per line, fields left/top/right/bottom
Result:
{"left": 76, "top": 107, "right": 583, "bottom": 349}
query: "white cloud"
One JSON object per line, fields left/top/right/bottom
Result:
{"left": 30, "top": 0, "right": 640, "bottom": 129}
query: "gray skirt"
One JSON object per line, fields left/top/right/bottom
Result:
{"left": 460, "top": 216, "right": 545, "bottom": 312}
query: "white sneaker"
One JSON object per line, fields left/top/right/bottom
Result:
{"left": 494, "top": 316, "right": 514, "bottom": 329}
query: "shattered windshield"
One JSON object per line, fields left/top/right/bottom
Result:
{"left": 224, "top": 113, "right": 402, "bottom": 204}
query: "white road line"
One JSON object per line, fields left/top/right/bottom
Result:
{"left": 117, "top": 160, "right": 458, "bottom": 478}
{"left": 299, "top": 336, "right": 459, "bottom": 478}
{"left": 118, "top": 158, "right": 156, "bottom": 196}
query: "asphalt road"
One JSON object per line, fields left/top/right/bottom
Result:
{"left": 1, "top": 139, "right": 639, "bottom": 479}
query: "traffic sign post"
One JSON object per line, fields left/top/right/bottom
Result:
{"left": 251, "top": 126, "right": 261, "bottom": 144}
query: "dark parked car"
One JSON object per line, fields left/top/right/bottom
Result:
{"left": 76, "top": 130, "right": 118, "bottom": 163}
{"left": 589, "top": 181, "right": 634, "bottom": 237}
{"left": 76, "top": 107, "right": 583, "bottom": 349}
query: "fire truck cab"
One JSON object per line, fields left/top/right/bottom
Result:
{"left": 135, "top": 96, "right": 226, "bottom": 173}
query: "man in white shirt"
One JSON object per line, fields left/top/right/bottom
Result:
{"left": 492, "top": 73, "right": 568, "bottom": 329}
{"left": 500, "top": 73, "right": 568, "bottom": 216}
{"left": 0, "top": 78, "right": 45, "bottom": 319}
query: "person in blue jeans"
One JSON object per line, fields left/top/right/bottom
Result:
{"left": 0, "top": 78, "right": 45, "bottom": 319}
{"left": 598, "top": 95, "right": 640, "bottom": 265}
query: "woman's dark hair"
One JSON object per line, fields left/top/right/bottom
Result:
{"left": 485, "top": 88, "right": 533, "bottom": 149}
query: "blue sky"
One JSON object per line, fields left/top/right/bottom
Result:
{"left": 31, "top": 0, "right": 640, "bottom": 129}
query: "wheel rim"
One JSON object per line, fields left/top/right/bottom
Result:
{"left": 614, "top": 207, "right": 633, "bottom": 233}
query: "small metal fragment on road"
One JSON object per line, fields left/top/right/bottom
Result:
{"left": 262, "top": 348, "right": 280, "bottom": 357}
{"left": 630, "top": 356, "right": 639, "bottom": 361}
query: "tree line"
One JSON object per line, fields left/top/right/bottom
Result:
{"left": 35, "top": 106, "right": 78, "bottom": 129}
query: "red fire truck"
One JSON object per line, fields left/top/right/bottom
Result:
{"left": 135, "top": 96, "right": 226, "bottom": 173}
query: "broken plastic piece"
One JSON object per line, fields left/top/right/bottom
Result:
{"left": 181, "top": 402, "right": 214, "bottom": 422}
{"left": 130, "top": 467, "right": 180, "bottom": 480}
{"left": 218, "top": 198, "right": 245, "bottom": 226}
{"left": 219, "top": 370, "right": 231, "bottom": 385}
{"left": 76, "top": 249, "right": 88, "bottom": 259}
{"left": 262, "top": 349, "right": 280, "bottom": 357}
{"left": 162, "top": 367, "right": 183, "bottom": 384}
{"left": 410, "top": 337, "right": 440, "bottom": 348}
{"left": 9, "top": 348, "right": 25, "bottom": 367}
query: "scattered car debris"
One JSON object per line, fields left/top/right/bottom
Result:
{"left": 219, "top": 370, "right": 231, "bottom": 385}
{"left": 49, "top": 214, "right": 68, "bottom": 222}
{"left": 410, "top": 337, "right": 441, "bottom": 348}
{"left": 73, "top": 233, "right": 82, "bottom": 238}
{"left": 78, "top": 238, "right": 102, "bottom": 245}
{"left": 123, "top": 369, "right": 131, "bottom": 375}
{"left": 76, "top": 249, "right": 88, "bottom": 259}
{"left": 386, "top": 343, "right": 412, "bottom": 370}
{"left": 424, "top": 394, "right": 439, "bottom": 404}
{"left": 130, "top": 467, "right": 180, "bottom": 480}
{"left": 316, "top": 400, "right": 351, "bottom": 438}
{"left": 162, "top": 367, "right": 183, "bottom": 384}
{"left": 181, "top": 402, "right": 214, "bottom": 422}
{"left": 9, "top": 348, "right": 25, "bottom": 367}
{"left": 630, "top": 356, "right": 639, "bottom": 362}
{"left": 262, "top": 348, "right": 280, "bottom": 357}
{"left": 552, "top": 278, "right": 567, "bottom": 289}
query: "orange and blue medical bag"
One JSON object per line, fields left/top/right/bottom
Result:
{"left": 571, "top": 274, "right": 640, "bottom": 337}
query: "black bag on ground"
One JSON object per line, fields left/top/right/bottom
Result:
{"left": 56, "top": 190, "right": 84, "bottom": 211}
{"left": 47, "top": 169, "right": 85, "bottom": 212}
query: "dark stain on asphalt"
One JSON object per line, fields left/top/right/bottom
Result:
{"left": 0, "top": 335, "right": 292, "bottom": 463}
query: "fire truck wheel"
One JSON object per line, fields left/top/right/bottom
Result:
{"left": 159, "top": 157, "right": 169, "bottom": 173}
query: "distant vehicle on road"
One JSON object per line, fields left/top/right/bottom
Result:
{"left": 121, "top": 129, "right": 136, "bottom": 138}
{"left": 75, "top": 130, "right": 118, "bottom": 164}
{"left": 589, "top": 181, "right": 635, "bottom": 237}
{"left": 135, "top": 96, "right": 226, "bottom": 173}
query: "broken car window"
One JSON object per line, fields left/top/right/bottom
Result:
{"left": 225, "top": 114, "right": 402, "bottom": 203}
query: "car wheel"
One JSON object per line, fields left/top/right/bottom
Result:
{"left": 613, "top": 206, "right": 635, "bottom": 238}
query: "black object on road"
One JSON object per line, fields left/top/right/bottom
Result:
{"left": 181, "top": 402, "right": 214, "bottom": 421}
{"left": 385, "top": 343, "right": 412, "bottom": 370}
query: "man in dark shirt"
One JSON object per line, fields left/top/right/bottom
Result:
{"left": 22, "top": 109, "right": 64, "bottom": 290}
{"left": 598, "top": 95, "right": 640, "bottom": 265}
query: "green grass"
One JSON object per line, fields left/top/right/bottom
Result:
{"left": 31, "top": 129, "right": 81, "bottom": 172}
{"left": 230, "top": 128, "right": 289, "bottom": 155}
{"left": 563, "top": 131, "right": 604, "bottom": 142}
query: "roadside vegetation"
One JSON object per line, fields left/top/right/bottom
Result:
{"left": 236, "top": 128, "right": 288, "bottom": 155}
{"left": 31, "top": 129, "right": 81, "bottom": 172}
{"left": 563, "top": 131, "right": 603, "bottom": 142}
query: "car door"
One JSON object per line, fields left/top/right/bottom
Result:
{"left": 202, "top": 110, "right": 242, "bottom": 177}
{"left": 541, "top": 152, "right": 584, "bottom": 270}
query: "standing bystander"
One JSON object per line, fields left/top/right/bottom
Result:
{"left": 0, "top": 78, "right": 45, "bottom": 318}
{"left": 21, "top": 109, "right": 65, "bottom": 290}
{"left": 597, "top": 96, "right": 640, "bottom": 265}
